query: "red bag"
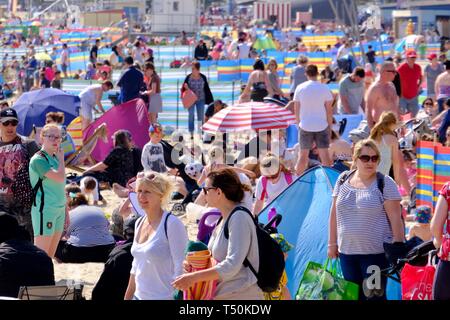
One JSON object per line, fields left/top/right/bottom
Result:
{"left": 401, "top": 260, "right": 436, "bottom": 300}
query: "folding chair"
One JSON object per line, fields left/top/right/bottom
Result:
{"left": 17, "top": 283, "right": 84, "bottom": 300}
{"left": 65, "top": 123, "right": 108, "bottom": 172}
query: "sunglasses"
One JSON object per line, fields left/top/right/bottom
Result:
{"left": 202, "top": 186, "right": 217, "bottom": 195}
{"left": 358, "top": 155, "right": 380, "bottom": 163}
{"left": 385, "top": 70, "right": 397, "bottom": 74}
{"left": 424, "top": 102, "right": 433, "bottom": 106}
{"left": 137, "top": 172, "right": 156, "bottom": 180}
{"left": 2, "top": 120, "right": 18, "bottom": 127}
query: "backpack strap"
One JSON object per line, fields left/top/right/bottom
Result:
{"left": 284, "top": 172, "right": 293, "bottom": 185}
{"left": 376, "top": 172, "right": 385, "bottom": 195}
{"left": 223, "top": 206, "right": 259, "bottom": 279}
{"left": 337, "top": 169, "right": 356, "bottom": 189}
{"left": 337, "top": 169, "right": 385, "bottom": 195}
{"left": 260, "top": 176, "right": 268, "bottom": 201}
{"left": 164, "top": 212, "right": 172, "bottom": 240}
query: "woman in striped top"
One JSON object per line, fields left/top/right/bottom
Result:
{"left": 328, "top": 139, "right": 405, "bottom": 300}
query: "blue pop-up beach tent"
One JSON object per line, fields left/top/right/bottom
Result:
{"left": 258, "top": 165, "right": 403, "bottom": 300}
{"left": 258, "top": 166, "right": 340, "bottom": 297}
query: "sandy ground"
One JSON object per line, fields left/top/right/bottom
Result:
{"left": 53, "top": 187, "right": 199, "bottom": 300}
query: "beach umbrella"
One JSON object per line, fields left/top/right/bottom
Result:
{"left": 35, "top": 52, "right": 52, "bottom": 61}
{"left": 12, "top": 88, "right": 80, "bottom": 136}
{"left": 202, "top": 102, "right": 296, "bottom": 133}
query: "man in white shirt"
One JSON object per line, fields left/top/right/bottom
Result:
{"left": 237, "top": 39, "right": 250, "bottom": 60}
{"left": 292, "top": 64, "right": 334, "bottom": 176}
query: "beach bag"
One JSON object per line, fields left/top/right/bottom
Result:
{"left": 296, "top": 259, "right": 359, "bottom": 300}
{"left": 401, "top": 253, "right": 436, "bottom": 300}
{"left": 170, "top": 60, "right": 182, "bottom": 68}
{"left": 223, "top": 206, "right": 285, "bottom": 293}
{"left": 181, "top": 89, "right": 198, "bottom": 109}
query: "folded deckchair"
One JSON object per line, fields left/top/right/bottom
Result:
{"left": 18, "top": 283, "right": 84, "bottom": 300}
{"left": 64, "top": 123, "right": 108, "bottom": 172}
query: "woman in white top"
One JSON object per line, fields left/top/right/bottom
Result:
{"left": 124, "top": 172, "right": 188, "bottom": 300}
{"left": 369, "top": 111, "right": 410, "bottom": 195}
{"left": 78, "top": 81, "right": 113, "bottom": 130}
{"left": 253, "top": 154, "right": 296, "bottom": 216}
{"left": 172, "top": 168, "right": 263, "bottom": 300}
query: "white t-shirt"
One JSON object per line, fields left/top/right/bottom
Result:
{"left": 293, "top": 80, "right": 333, "bottom": 132}
{"left": 130, "top": 212, "right": 188, "bottom": 300}
{"left": 337, "top": 46, "right": 350, "bottom": 59}
{"left": 255, "top": 172, "right": 296, "bottom": 205}
{"left": 141, "top": 141, "right": 167, "bottom": 173}
{"left": 237, "top": 42, "right": 250, "bottom": 59}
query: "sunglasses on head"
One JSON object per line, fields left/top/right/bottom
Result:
{"left": 358, "top": 155, "right": 379, "bottom": 163}
{"left": 2, "top": 119, "right": 18, "bottom": 127}
{"left": 137, "top": 172, "right": 156, "bottom": 181}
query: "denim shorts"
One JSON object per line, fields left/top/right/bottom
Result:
{"left": 299, "top": 126, "right": 330, "bottom": 150}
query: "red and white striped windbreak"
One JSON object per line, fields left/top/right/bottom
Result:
{"left": 202, "top": 102, "right": 296, "bottom": 133}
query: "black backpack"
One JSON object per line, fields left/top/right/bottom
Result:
{"left": 223, "top": 206, "right": 285, "bottom": 293}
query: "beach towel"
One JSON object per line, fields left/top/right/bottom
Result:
{"left": 183, "top": 250, "right": 217, "bottom": 300}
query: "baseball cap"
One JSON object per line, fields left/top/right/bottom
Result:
{"left": 427, "top": 53, "right": 437, "bottom": 60}
{"left": 147, "top": 48, "right": 153, "bottom": 55}
{"left": 406, "top": 50, "right": 417, "bottom": 58}
{"left": 0, "top": 108, "right": 18, "bottom": 123}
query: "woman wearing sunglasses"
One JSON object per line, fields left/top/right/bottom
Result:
{"left": 29, "top": 124, "right": 66, "bottom": 258}
{"left": 124, "top": 171, "right": 188, "bottom": 300}
{"left": 172, "top": 168, "right": 263, "bottom": 300}
{"left": 328, "top": 139, "right": 404, "bottom": 300}
{"left": 369, "top": 111, "right": 411, "bottom": 195}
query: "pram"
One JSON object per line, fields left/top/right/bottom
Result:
{"left": 382, "top": 239, "right": 437, "bottom": 284}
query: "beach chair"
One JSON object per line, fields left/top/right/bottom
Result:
{"left": 65, "top": 123, "right": 108, "bottom": 172}
{"left": 17, "top": 283, "right": 84, "bottom": 300}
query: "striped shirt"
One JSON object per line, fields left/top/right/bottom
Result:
{"left": 332, "top": 173, "right": 401, "bottom": 255}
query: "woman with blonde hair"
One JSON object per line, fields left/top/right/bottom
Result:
{"left": 29, "top": 123, "right": 66, "bottom": 258}
{"left": 124, "top": 171, "right": 188, "bottom": 300}
{"left": 253, "top": 153, "right": 296, "bottom": 216}
{"left": 369, "top": 111, "right": 411, "bottom": 194}
{"left": 328, "top": 139, "right": 404, "bottom": 300}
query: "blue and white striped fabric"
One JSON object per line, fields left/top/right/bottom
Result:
{"left": 332, "top": 172, "right": 401, "bottom": 255}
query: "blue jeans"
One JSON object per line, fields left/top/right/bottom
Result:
{"left": 339, "top": 252, "right": 389, "bottom": 300}
{"left": 399, "top": 96, "right": 419, "bottom": 117}
{"left": 188, "top": 99, "right": 205, "bottom": 133}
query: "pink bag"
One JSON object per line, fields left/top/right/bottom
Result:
{"left": 181, "top": 89, "right": 198, "bottom": 109}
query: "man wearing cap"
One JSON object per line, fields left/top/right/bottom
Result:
{"left": 0, "top": 108, "right": 39, "bottom": 239}
{"left": 397, "top": 50, "right": 423, "bottom": 117}
{"left": 0, "top": 212, "right": 54, "bottom": 298}
{"left": 424, "top": 53, "right": 444, "bottom": 100}
{"left": 194, "top": 40, "right": 209, "bottom": 61}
